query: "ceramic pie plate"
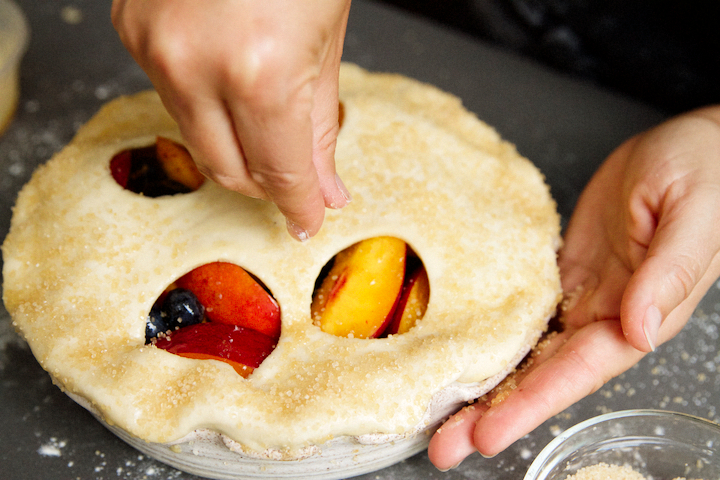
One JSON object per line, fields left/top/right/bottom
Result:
{"left": 3, "top": 64, "right": 561, "bottom": 479}
{"left": 67, "top": 357, "right": 521, "bottom": 479}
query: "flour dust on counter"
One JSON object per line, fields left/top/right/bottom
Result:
{"left": 37, "top": 437, "right": 67, "bottom": 458}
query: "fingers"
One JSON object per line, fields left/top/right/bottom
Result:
{"left": 427, "top": 329, "right": 569, "bottom": 470}
{"left": 428, "top": 403, "right": 489, "bottom": 470}
{"left": 472, "top": 321, "right": 644, "bottom": 458}
{"left": 225, "top": 67, "right": 326, "bottom": 239}
{"left": 621, "top": 190, "right": 720, "bottom": 350}
{"left": 310, "top": 55, "right": 352, "bottom": 211}
{"left": 427, "top": 322, "right": 643, "bottom": 469}
{"left": 555, "top": 149, "right": 633, "bottom": 330}
{"left": 220, "top": 31, "right": 349, "bottom": 240}
{"left": 429, "top": 108, "right": 720, "bottom": 472}
{"left": 168, "top": 59, "right": 337, "bottom": 240}
{"left": 169, "top": 94, "right": 270, "bottom": 200}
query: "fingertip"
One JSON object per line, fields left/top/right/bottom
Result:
{"left": 472, "top": 407, "right": 509, "bottom": 458}
{"left": 428, "top": 404, "right": 485, "bottom": 471}
{"left": 282, "top": 196, "right": 326, "bottom": 242}
{"left": 620, "top": 298, "right": 658, "bottom": 353}
{"left": 286, "top": 217, "right": 311, "bottom": 243}
{"left": 311, "top": 107, "right": 348, "bottom": 210}
{"left": 620, "top": 257, "right": 674, "bottom": 353}
{"left": 641, "top": 304, "right": 662, "bottom": 352}
{"left": 313, "top": 137, "right": 350, "bottom": 210}
{"left": 324, "top": 173, "right": 351, "bottom": 209}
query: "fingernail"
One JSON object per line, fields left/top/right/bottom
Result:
{"left": 335, "top": 173, "right": 351, "bottom": 204}
{"left": 286, "top": 218, "right": 310, "bottom": 243}
{"left": 437, "top": 460, "right": 463, "bottom": 472}
{"left": 643, "top": 304, "right": 662, "bottom": 352}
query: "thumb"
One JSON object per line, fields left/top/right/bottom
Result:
{"left": 621, "top": 184, "right": 720, "bottom": 352}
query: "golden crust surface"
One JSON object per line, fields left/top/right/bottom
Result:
{"left": 2, "top": 64, "right": 561, "bottom": 453}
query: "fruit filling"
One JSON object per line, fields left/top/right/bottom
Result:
{"left": 145, "top": 262, "right": 281, "bottom": 378}
{"left": 110, "top": 136, "right": 205, "bottom": 196}
{"left": 311, "top": 236, "right": 430, "bottom": 338}
{"left": 144, "top": 238, "right": 429, "bottom": 377}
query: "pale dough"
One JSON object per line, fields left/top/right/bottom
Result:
{"left": 2, "top": 64, "right": 561, "bottom": 455}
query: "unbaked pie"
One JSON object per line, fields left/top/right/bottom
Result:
{"left": 2, "top": 63, "right": 561, "bottom": 479}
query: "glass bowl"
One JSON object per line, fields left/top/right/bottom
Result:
{"left": 0, "top": 0, "right": 29, "bottom": 135}
{"left": 524, "top": 410, "right": 720, "bottom": 480}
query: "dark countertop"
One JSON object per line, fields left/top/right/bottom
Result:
{"left": 1, "top": 1, "right": 718, "bottom": 479}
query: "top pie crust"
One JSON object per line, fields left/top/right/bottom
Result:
{"left": 2, "top": 63, "right": 561, "bottom": 454}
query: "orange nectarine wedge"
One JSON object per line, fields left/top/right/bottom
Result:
{"left": 311, "top": 236, "right": 406, "bottom": 338}
{"left": 177, "top": 262, "right": 281, "bottom": 339}
{"left": 156, "top": 136, "right": 205, "bottom": 190}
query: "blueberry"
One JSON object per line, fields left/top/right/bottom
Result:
{"left": 162, "top": 288, "right": 205, "bottom": 331}
{"left": 145, "top": 304, "right": 168, "bottom": 343}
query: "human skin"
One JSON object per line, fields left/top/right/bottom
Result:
{"left": 111, "top": 0, "right": 352, "bottom": 241}
{"left": 427, "top": 106, "right": 720, "bottom": 469}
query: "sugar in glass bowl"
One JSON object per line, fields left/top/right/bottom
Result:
{"left": 524, "top": 410, "right": 720, "bottom": 480}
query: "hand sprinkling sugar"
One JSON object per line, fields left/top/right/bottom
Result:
{"left": 111, "top": 0, "right": 352, "bottom": 241}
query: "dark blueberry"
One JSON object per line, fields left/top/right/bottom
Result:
{"left": 162, "top": 288, "right": 205, "bottom": 331}
{"left": 145, "top": 304, "right": 168, "bottom": 343}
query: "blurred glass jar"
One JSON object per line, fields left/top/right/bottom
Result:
{"left": 524, "top": 410, "right": 720, "bottom": 480}
{"left": 0, "top": 0, "right": 29, "bottom": 136}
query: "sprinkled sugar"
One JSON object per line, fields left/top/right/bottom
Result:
{"left": 565, "top": 463, "right": 691, "bottom": 480}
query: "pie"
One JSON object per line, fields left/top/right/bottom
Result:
{"left": 2, "top": 64, "right": 561, "bottom": 475}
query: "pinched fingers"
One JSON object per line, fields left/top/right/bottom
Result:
{"left": 220, "top": 47, "right": 340, "bottom": 240}
{"left": 233, "top": 101, "right": 326, "bottom": 240}
{"left": 111, "top": 0, "right": 352, "bottom": 241}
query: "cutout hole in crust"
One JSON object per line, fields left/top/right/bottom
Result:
{"left": 146, "top": 262, "right": 280, "bottom": 377}
{"left": 110, "top": 136, "right": 205, "bottom": 196}
{"left": 311, "top": 236, "right": 429, "bottom": 339}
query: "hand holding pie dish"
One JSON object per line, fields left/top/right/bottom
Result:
{"left": 2, "top": 64, "right": 561, "bottom": 478}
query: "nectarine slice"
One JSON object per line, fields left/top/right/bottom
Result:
{"left": 311, "top": 236, "right": 406, "bottom": 338}
{"left": 155, "top": 136, "right": 205, "bottom": 190}
{"left": 110, "top": 139, "right": 203, "bottom": 196}
{"left": 177, "top": 262, "right": 281, "bottom": 339}
{"left": 154, "top": 322, "right": 276, "bottom": 378}
{"left": 177, "top": 353, "right": 255, "bottom": 377}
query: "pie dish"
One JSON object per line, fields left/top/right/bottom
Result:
{"left": 2, "top": 63, "right": 562, "bottom": 478}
